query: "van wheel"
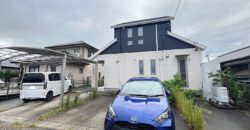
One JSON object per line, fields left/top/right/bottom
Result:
{"left": 22, "top": 99, "right": 30, "bottom": 102}
{"left": 46, "top": 91, "right": 53, "bottom": 101}
{"left": 68, "top": 86, "right": 72, "bottom": 92}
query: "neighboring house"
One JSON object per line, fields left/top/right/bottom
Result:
{"left": 0, "top": 60, "right": 19, "bottom": 71}
{"left": 23, "top": 41, "right": 103, "bottom": 82}
{"left": 202, "top": 46, "right": 250, "bottom": 100}
{"left": 90, "top": 16, "right": 206, "bottom": 91}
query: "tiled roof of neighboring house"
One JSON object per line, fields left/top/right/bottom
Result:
{"left": 1, "top": 60, "right": 19, "bottom": 68}
{"left": 218, "top": 45, "right": 250, "bottom": 57}
{"left": 45, "top": 41, "right": 98, "bottom": 51}
{"left": 111, "top": 16, "right": 174, "bottom": 28}
{"left": 212, "top": 45, "right": 250, "bottom": 63}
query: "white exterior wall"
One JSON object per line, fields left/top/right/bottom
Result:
{"left": 94, "top": 48, "right": 203, "bottom": 90}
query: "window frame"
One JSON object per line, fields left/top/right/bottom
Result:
{"left": 177, "top": 56, "right": 188, "bottom": 87}
{"left": 74, "top": 49, "right": 79, "bottom": 54}
{"left": 139, "top": 60, "right": 144, "bottom": 75}
{"left": 127, "top": 28, "right": 132, "bottom": 38}
{"left": 138, "top": 27, "right": 143, "bottom": 37}
{"left": 50, "top": 66, "right": 56, "bottom": 72}
{"left": 80, "top": 67, "right": 83, "bottom": 74}
{"left": 138, "top": 39, "right": 143, "bottom": 45}
{"left": 127, "top": 41, "right": 133, "bottom": 46}
{"left": 150, "top": 59, "right": 156, "bottom": 75}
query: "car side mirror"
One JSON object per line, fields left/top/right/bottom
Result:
{"left": 117, "top": 89, "right": 120, "bottom": 94}
{"left": 166, "top": 90, "right": 171, "bottom": 95}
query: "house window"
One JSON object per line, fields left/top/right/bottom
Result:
{"left": 51, "top": 66, "right": 56, "bottom": 72}
{"left": 138, "top": 27, "right": 143, "bottom": 36}
{"left": 74, "top": 49, "right": 79, "bottom": 54}
{"left": 88, "top": 50, "right": 94, "bottom": 57}
{"left": 139, "top": 60, "right": 144, "bottom": 75}
{"left": 127, "top": 28, "right": 132, "bottom": 38}
{"left": 80, "top": 67, "right": 83, "bottom": 74}
{"left": 128, "top": 41, "right": 133, "bottom": 45}
{"left": 177, "top": 56, "right": 188, "bottom": 87}
{"left": 138, "top": 39, "right": 143, "bottom": 45}
{"left": 29, "top": 65, "right": 39, "bottom": 72}
{"left": 150, "top": 59, "right": 156, "bottom": 75}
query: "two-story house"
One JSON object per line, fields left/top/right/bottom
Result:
{"left": 90, "top": 16, "right": 206, "bottom": 90}
{"left": 24, "top": 41, "right": 103, "bottom": 83}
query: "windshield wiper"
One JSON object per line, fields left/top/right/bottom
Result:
{"left": 148, "top": 94, "right": 164, "bottom": 97}
{"left": 128, "top": 94, "right": 148, "bottom": 97}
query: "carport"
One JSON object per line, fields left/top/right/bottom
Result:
{"left": 0, "top": 46, "right": 98, "bottom": 107}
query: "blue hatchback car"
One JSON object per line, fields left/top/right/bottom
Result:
{"left": 105, "top": 77, "right": 175, "bottom": 130}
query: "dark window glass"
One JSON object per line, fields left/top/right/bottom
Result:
{"left": 151, "top": 59, "right": 156, "bottom": 75}
{"left": 54, "top": 74, "right": 61, "bottom": 81}
{"left": 139, "top": 60, "right": 144, "bottom": 75}
{"left": 179, "top": 59, "right": 186, "bottom": 81}
{"left": 51, "top": 66, "right": 56, "bottom": 72}
{"left": 80, "top": 68, "right": 83, "bottom": 74}
{"left": 22, "top": 73, "right": 45, "bottom": 83}
{"left": 29, "top": 66, "right": 39, "bottom": 72}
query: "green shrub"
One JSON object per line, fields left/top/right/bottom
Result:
{"left": 98, "top": 79, "right": 104, "bottom": 86}
{"left": 74, "top": 94, "right": 80, "bottom": 105}
{"left": 209, "top": 67, "right": 248, "bottom": 107}
{"left": 184, "top": 89, "right": 198, "bottom": 100}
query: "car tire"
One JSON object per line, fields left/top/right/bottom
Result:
{"left": 45, "top": 91, "right": 53, "bottom": 101}
{"left": 68, "top": 86, "right": 72, "bottom": 92}
{"left": 22, "top": 99, "right": 30, "bottom": 102}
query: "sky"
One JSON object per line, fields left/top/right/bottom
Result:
{"left": 0, "top": 0, "right": 250, "bottom": 61}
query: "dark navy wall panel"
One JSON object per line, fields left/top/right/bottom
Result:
{"left": 100, "top": 20, "right": 195, "bottom": 55}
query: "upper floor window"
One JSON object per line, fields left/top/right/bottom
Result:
{"left": 138, "top": 39, "right": 143, "bottom": 45}
{"left": 138, "top": 27, "right": 143, "bottom": 36}
{"left": 74, "top": 49, "right": 79, "bottom": 54}
{"left": 128, "top": 41, "right": 133, "bottom": 45}
{"left": 29, "top": 65, "right": 39, "bottom": 72}
{"left": 88, "top": 50, "right": 94, "bottom": 57}
{"left": 127, "top": 28, "right": 132, "bottom": 38}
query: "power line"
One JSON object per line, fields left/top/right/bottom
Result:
{"left": 173, "top": 0, "right": 182, "bottom": 17}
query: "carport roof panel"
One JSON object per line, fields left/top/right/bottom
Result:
{"left": 0, "top": 46, "right": 96, "bottom": 65}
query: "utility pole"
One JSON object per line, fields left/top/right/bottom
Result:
{"left": 206, "top": 52, "right": 210, "bottom": 62}
{"left": 59, "top": 54, "right": 66, "bottom": 108}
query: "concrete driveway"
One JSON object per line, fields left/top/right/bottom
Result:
{"left": 196, "top": 100, "right": 250, "bottom": 130}
{"left": 45, "top": 95, "right": 188, "bottom": 130}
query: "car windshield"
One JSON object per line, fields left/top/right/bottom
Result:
{"left": 22, "top": 73, "right": 45, "bottom": 83}
{"left": 120, "top": 81, "right": 164, "bottom": 96}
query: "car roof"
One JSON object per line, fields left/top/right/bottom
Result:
{"left": 127, "top": 77, "right": 161, "bottom": 82}
{"left": 24, "top": 72, "right": 61, "bottom": 75}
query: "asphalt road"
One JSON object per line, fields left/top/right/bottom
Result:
{"left": 0, "top": 98, "right": 24, "bottom": 111}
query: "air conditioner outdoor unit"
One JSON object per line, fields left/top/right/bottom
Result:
{"left": 212, "top": 87, "right": 229, "bottom": 104}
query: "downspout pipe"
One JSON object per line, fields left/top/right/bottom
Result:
{"left": 155, "top": 24, "right": 160, "bottom": 78}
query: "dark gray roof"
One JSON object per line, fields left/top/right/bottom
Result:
{"left": 111, "top": 16, "right": 174, "bottom": 28}
{"left": 45, "top": 41, "right": 98, "bottom": 51}
{"left": 1, "top": 60, "right": 19, "bottom": 68}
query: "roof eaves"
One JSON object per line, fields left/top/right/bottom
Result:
{"left": 167, "top": 31, "right": 206, "bottom": 50}
{"left": 111, "top": 16, "right": 174, "bottom": 28}
{"left": 89, "top": 39, "right": 117, "bottom": 60}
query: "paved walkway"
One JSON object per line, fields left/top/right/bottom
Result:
{"left": 0, "top": 89, "right": 19, "bottom": 96}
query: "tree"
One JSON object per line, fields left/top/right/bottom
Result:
{"left": 0, "top": 70, "right": 19, "bottom": 97}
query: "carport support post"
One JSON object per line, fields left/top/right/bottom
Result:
{"left": 92, "top": 63, "right": 98, "bottom": 88}
{"left": 0, "top": 61, "right": 2, "bottom": 71}
{"left": 59, "top": 54, "right": 67, "bottom": 108}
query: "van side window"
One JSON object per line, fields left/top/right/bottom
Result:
{"left": 49, "top": 74, "right": 54, "bottom": 81}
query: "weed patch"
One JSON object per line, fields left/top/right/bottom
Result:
{"left": 11, "top": 122, "right": 36, "bottom": 128}
{"left": 38, "top": 89, "right": 98, "bottom": 120}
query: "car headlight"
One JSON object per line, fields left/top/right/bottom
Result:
{"left": 108, "top": 105, "right": 117, "bottom": 118}
{"left": 154, "top": 107, "right": 171, "bottom": 123}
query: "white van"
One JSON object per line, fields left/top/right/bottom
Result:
{"left": 20, "top": 72, "right": 72, "bottom": 101}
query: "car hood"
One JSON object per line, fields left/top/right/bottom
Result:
{"left": 112, "top": 95, "right": 169, "bottom": 121}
